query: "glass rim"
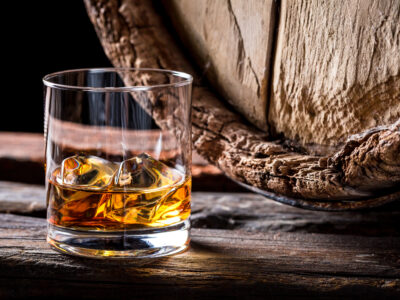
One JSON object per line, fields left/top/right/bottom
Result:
{"left": 43, "top": 67, "right": 193, "bottom": 92}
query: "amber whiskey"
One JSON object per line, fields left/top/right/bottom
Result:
{"left": 47, "top": 154, "right": 191, "bottom": 231}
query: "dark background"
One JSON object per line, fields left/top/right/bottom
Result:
{"left": 2, "top": 1, "right": 111, "bottom": 133}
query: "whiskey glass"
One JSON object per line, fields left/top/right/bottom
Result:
{"left": 43, "top": 68, "right": 192, "bottom": 258}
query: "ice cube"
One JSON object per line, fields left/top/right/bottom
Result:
{"left": 114, "top": 153, "right": 182, "bottom": 189}
{"left": 59, "top": 155, "right": 117, "bottom": 189}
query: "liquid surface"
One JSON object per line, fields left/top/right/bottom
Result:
{"left": 47, "top": 154, "right": 191, "bottom": 231}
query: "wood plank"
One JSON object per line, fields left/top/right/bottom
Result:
{"left": 164, "top": 0, "right": 276, "bottom": 130}
{"left": 0, "top": 132, "right": 44, "bottom": 184}
{"left": 0, "top": 213, "right": 398, "bottom": 298}
{"left": 270, "top": 0, "right": 400, "bottom": 154}
{"left": 1, "top": 181, "right": 399, "bottom": 236}
{"left": 0, "top": 132, "right": 244, "bottom": 191}
{"left": 84, "top": 0, "right": 400, "bottom": 205}
{"left": 191, "top": 192, "right": 400, "bottom": 235}
{"left": 0, "top": 181, "right": 45, "bottom": 217}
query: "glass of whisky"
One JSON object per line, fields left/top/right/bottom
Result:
{"left": 43, "top": 68, "right": 192, "bottom": 258}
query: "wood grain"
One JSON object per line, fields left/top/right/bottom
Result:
{"left": 0, "top": 181, "right": 45, "bottom": 216}
{"left": 0, "top": 213, "right": 399, "bottom": 298}
{"left": 270, "top": 0, "right": 400, "bottom": 154}
{"left": 1, "top": 181, "right": 399, "bottom": 236}
{"left": 83, "top": 0, "right": 400, "bottom": 206}
{"left": 164, "top": 0, "right": 276, "bottom": 130}
{"left": 0, "top": 181, "right": 399, "bottom": 297}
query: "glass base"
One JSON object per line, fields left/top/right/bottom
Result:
{"left": 47, "top": 220, "right": 190, "bottom": 259}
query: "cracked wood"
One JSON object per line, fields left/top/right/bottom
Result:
{"left": 0, "top": 212, "right": 399, "bottom": 298}
{"left": 163, "top": 0, "right": 276, "bottom": 130}
{"left": 270, "top": 0, "right": 400, "bottom": 154}
{"left": 84, "top": 0, "right": 400, "bottom": 206}
{"left": 0, "top": 182, "right": 398, "bottom": 297}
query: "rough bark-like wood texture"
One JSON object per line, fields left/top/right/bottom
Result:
{"left": 164, "top": 0, "right": 276, "bottom": 130}
{"left": 270, "top": 0, "right": 400, "bottom": 154}
{"left": 0, "top": 182, "right": 399, "bottom": 298}
{"left": 0, "top": 132, "right": 245, "bottom": 192}
{"left": 84, "top": 0, "right": 400, "bottom": 207}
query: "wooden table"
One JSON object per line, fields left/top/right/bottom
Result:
{"left": 0, "top": 181, "right": 399, "bottom": 299}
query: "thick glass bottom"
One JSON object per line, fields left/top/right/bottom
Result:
{"left": 47, "top": 220, "right": 190, "bottom": 259}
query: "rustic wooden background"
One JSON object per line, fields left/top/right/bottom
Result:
{"left": 0, "top": 132, "right": 244, "bottom": 191}
{"left": 0, "top": 132, "right": 399, "bottom": 298}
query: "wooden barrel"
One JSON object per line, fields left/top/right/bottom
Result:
{"left": 84, "top": 0, "right": 400, "bottom": 210}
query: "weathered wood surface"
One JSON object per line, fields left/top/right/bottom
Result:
{"left": 270, "top": 0, "right": 400, "bottom": 154}
{"left": 1, "top": 215, "right": 399, "bottom": 298}
{"left": 165, "top": 0, "right": 400, "bottom": 155}
{"left": 2, "top": 180, "right": 400, "bottom": 235}
{"left": 84, "top": 0, "right": 400, "bottom": 206}
{"left": 191, "top": 192, "right": 400, "bottom": 235}
{"left": 0, "top": 132, "right": 245, "bottom": 191}
{"left": 85, "top": 0, "right": 400, "bottom": 208}
{"left": 165, "top": 0, "right": 276, "bottom": 130}
{"left": 0, "top": 182, "right": 399, "bottom": 298}
{"left": 0, "top": 132, "right": 44, "bottom": 184}
{"left": 0, "top": 181, "right": 45, "bottom": 216}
